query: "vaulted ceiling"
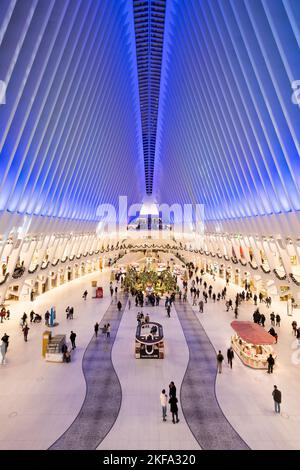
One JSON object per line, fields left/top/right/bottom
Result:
{"left": 0, "top": 0, "right": 299, "bottom": 224}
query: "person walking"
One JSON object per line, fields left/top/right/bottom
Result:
{"left": 22, "top": 312, "right": 27, "bottom": 326}
{"left": 94, "top": 322, "right": 99, "bottom": 338}
{"left": 117, "top": 301, "right": 122, "bottom": 312}
{"left": 169, "top": 381, "right": 177, "bottom": 398}
{"left": 270, "top": 312, "right": 275, "bottom": 326}
{"left": 1, "top": 333, "right": 9, "bottom": 353}
{"left": 217, "top": 350, "right": 224, "bottom": 373}
{"left": 272, "top": 385, "right": 281, "bottom": 414}
{"left": 82, "top": 290, "right": 88, "bottom": 300}
{"left": 45, "top": 310, "right": 50, "bottom": 326}
{"left": 234, "top": 306, "right": 238, "bottom": 319}
{"left": 166, "top": 304, "right": 171, "bottom": 318}
{"left": 106, "top": 323, "right": 111, "bottom": 339}
{"left": 70, "top": 331, "right": 77, "bottom": 349}
{"left": 169, "top": 395, "right": 179, "bottom": 424}
{"left": 23, "top": 325, "right": 29, "bottom": 342}
{"left": 128, "top": 299, "right": 131, "bottom": 310}
{"left": 276, "top": 314, "right": 281, "bottom": 327}
{"left": 1, "top": 339, "right": 7, "bottom": 364}
{"left": 267, "top": 354, "right": 275, "bottom": 373}
{"left": 227, "top": 347, "right": 234, "bottom": 369}
{"left": 160, "top": 389, "right": 168, "bottom": 422}
{"left": 199, "top": 300, "right": 204, "bottom": 313}
{"left": 292, "top": 320, "right": 297, "bottom": 336}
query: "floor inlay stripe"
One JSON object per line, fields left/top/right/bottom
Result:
{"left": 175, "top": 300, "right": 249, "bottom": 450}
{"left": 49, "top": 295, "right": 127, "bottom": 450}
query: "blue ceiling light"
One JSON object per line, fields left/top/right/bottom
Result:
{"left": 156, "top": 0, "right": 300, "bottom": 221}
{"left": 133, "top": 0, "right": 166, "bottom": 195}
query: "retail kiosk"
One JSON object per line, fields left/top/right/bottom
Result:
{"left": 231, "top": 321, "right": 277, "bottom": 369}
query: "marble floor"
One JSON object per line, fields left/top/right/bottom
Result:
{"left": 0, "top": 269, "right": 112, "bottom": 450}
{"left": 98, "top": 300, "right": 200, "bottom": 450}
{"left": 187, "top": 273, "right": 300, "bottom": 450}
{"left": 1, "top": 261, "right": 300, "bottom": 450}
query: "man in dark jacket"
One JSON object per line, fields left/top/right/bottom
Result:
{"left": 70, "top": 331, "right": 76, "bottom": 349}
{"left": 272, "top": 385, "right": 281, "bottom": 413}
{"left": 217, "top": 351, "right": 224, "bottom": 373}
{"left": 117, "top": 301, "right": 122, "bottom": 312}
{"left": 267, "top": 354, "right": 275, "bottom": 373}
{"left": 227, "top": 347, "right": 234, "bottom": 369}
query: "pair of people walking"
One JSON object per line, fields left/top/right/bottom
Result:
{"left": 160, "top": 381, "right": 179, "bottom": 424}
{"left": 216, "top": 347, "right": 234, "bottom": 373}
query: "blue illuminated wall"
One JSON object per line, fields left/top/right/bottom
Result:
{"left": 155, "top": 0, "right": 300, "bottom": 221}
{"left": 0, "top": 0, "right": 144, "bottom": 221}
{"left": 0, "top": 0, "right": 300, "bottom": 226}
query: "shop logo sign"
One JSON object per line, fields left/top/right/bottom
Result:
{"left": 291, "top": 80, "right": 300, "bottom": 107}
{"left": 0, "top": 80, "right": 6, "bottom": 105}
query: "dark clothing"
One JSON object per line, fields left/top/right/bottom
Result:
{"left": 169, "top": 384, "right": 177, "bottom": 398}
{"left": 23, "top": 326, "right": 29, "bottom": 341}
{"left": 1, "top": 334, "right": 9, "bottom": 352}
{"left": 117, "top": 301, "right": 122, "bottom": 311}
{"left": 94, "top": 323, "right": 99, "bottom": 337}
{"left": 267, "top": 355, "right": 275, "bottom": 373}
{"left": 227, "top": 348, "right": 234, "bottom": 368}
{"left": 169, "top": 396, "right": 179, "bottom": 423}
{"left": 273, "top": 389, "right": 281, "bottom": 403}
{"left": 169, "top": 396, "right": 178, "bottom": 413}
{"left": 70, "top": 332, "right": 76, "bottom": 349}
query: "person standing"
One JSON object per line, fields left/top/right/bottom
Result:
{"left": 94, "top": 322, "right": 99, "bottom": 338}
{"left": 267, "top": 354, "right": 275, "bottom": 373}
{"left": 276, "top": 314, "right": 281, "bottom": 327}
{"left": 272, "top": 385, "right": 281, "bottom": 414}
{"left": 292, "top": 321, "right": 297, "bottom": 336}
{"left": 169, "top": 381, "right": 177, "bottom": 398}
{"left": 1, "top": 339, "right": 7, "bottom": 364}
{"left": 82, "top": 290, "right": 88, "bottom": 300}
{"left": 128, "top": 299, "right": 131, "bottom": 310}
{"left": 166, "top": 304, "right": 171, "bottom": 318}
{"left": 227, "top": 347, "right": 234, "bottom": 369}
{"left": 199, "top": 300, "right": 204, "bottom": 313}
{"left": 23, "top": 325, "right": 29, "bottom": 342}
{"left": 217, "top": 350, "right": 224, "bottom": 373}
{"left": 45, "top": 310, "right": 50, "bottom": 326}
{"left": 117, "top": 301, "right": 122, "bottom": 312}
{"left": 70, "top": 331, "right": 77, "bottom": 349}
{"left": 169, "top": 395, "right": 179, "bottom": 424}
{"left": 1, "top": 333, "right": 9, "bottom": 353}
{"left": 106, "top": 323, "right": 111, "bottom": 339}
{"left": 160, "top": 389, "right": 168, "bottom": 422}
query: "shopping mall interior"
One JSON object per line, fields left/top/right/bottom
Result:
{"left": 0, "top": 0, "right": 300, "bottom": 453}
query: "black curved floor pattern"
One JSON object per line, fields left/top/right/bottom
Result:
{"left": 49, "top": 294, "right": 127, "bottom": 450}
{"left": 175, "top": 300, "right": 249, "bottom": 450}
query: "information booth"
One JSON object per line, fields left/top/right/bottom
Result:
{"left": 135, "top": 322, "right": 164, "bottom": 359}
